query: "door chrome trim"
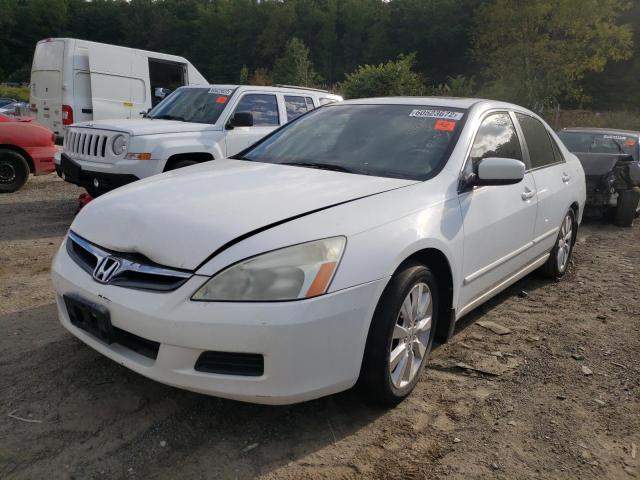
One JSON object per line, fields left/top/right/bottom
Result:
{"left": 464, "top": 241, "right": 533, "bottom": 285}
{"left": 457, "top": 252, "right": 550, "bottom": 319}
{"left": 532, "top": 227, "right": 559, "bottom": 245}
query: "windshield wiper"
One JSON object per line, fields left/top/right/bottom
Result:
{"left": 280, "top": 161, "right": 356, "bottom": 174}
{"left": 150, "top": 114, "right": 186, "bottom": 122}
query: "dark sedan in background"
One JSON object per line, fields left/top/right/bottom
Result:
{"left": 558, "top": 128, "right": 640, "bottom": 227}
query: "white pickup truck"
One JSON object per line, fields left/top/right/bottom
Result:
{"left": 56, "top": 84, "right": 342, "bottom": 196}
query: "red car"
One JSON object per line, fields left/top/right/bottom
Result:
{"left": 0, "top": 113, "right": 57, "bottom": 193}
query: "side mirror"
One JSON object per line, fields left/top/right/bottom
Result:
{"left": 476, "top": 157, "right": 525, "bottom": 186}
{"left": 227, "top": 111, "right": 253, "bottom": 129}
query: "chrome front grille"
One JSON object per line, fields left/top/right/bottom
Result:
{"left": 64, "top": 130, "right": 109, "bottom": 158}
{"left": 66, "top": 231, "right": 192, "bottom": 292}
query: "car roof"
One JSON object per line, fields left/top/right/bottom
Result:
{"left": 337, "top": 96, "right": 532, "bottom": 112}
{"left": 181, "top": 84, "right": 342, "bottom": 98}
{"left": 560, "top": 127, "right": 640, "bottom": 137}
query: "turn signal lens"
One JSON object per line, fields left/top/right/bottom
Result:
{"left": 125, "top": 152, "right": 152, "bottom": 160}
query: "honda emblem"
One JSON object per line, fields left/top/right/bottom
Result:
{"left": 92, "top": 257, "right": 121, "bottom": 283}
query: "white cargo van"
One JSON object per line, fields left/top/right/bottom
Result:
{"left": 29, "top": 38, "right": 207, "bottom": 141}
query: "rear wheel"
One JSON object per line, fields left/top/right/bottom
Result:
{"left": 614, "top": 190, "right": 640, "bottom": 227}
{"left": 540, "top": 209, "right": 575, "bottom": 278}
{"left": 0, "top": 148, "right": 30, "bottom": 193}
{"left": 360, "top": 262, "right": 438, "bottom": 406}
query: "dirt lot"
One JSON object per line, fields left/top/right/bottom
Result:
{"left": 1, "top": 174, "right": 638, "bottom": 480}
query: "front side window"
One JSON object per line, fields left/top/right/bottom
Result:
{"left": 516, "top": 113, "right": 557, "bottom": 169}
{"left": 147, "top": 87, "right": 235, "bottom": 124}
{"left": 284, "top": 95, "right": 309, "bottom": 121}
{"left": 239, "top": 104, "right": 467, "bottom": 180}
{"left": 468, "top": 113, "right": 523, "bottom": 172}
{"left": 233, "top": 94, "right": 279, "bottom": 126}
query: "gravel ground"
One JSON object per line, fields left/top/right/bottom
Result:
{"left": 1, "top": 174, "right": 638, "bottom": 479}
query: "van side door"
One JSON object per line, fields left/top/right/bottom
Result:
{"left": 224, "top": 92, "right": 282, "bottom": 157}
{"left": 458, "top": 111, "right": 538, "bottom": 311}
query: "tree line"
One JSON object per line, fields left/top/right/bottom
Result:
{"left": 0, "top": 0, "right": 637, "bottom": 111}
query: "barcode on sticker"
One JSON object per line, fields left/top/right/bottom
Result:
{"left": 409, "top": 109, "right": 464, "bottom": 120}
{"left": 208, "top": 88, "right": 234, "bottom": 96}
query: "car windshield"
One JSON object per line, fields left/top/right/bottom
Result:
{"left": 559, "top": 131, "right": 639, "bottom": 161}
{"left": 147, "top": 87, "right": 236, "bottom": 124}
{"left": 239, "top": 104, "right": 466, "bottom": 180}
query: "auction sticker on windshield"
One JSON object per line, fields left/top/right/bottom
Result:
{"left": 409, "top": 109, "right": 464, "bottom": 120}
{"left": 208, "top": 88, "right": 234, "bottom": 96}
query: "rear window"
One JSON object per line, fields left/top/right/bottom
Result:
{"left": 516, "top": 113, "right": 557, "bottom": 169}
{"left": 32, "top": 41, "right": 64, "bottom": 71}
{"left": 240, "top": 104, "right": 467, "bottom": 181}
{"left": 558, "top": 131, "right": 639, "bottom": 161}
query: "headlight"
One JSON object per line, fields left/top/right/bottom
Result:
{"left": 192, "top": 237, "right": 346, "bottom": 301}
{"left": 111, "top": 135, "right": 128, "bottom": 155}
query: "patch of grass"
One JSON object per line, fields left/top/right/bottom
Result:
{"left": 0, "top": 85, "right": 30, "bottom": 102}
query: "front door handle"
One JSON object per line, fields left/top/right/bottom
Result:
{"left": 562, "top": 173, "right": 571, "bottom": 183}
{"left": 521, "top": 187, "right": 536, "bottom": 201}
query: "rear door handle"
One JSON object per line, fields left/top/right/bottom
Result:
{"left": 521, "top": 187, "right": 536, "bottom": 201}
{"left": 562, "top": 173, "right": 571, "bottom": 183}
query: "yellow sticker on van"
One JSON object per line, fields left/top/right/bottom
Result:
{"left": 123, "top": 101, "right": 133, "bottom": 107}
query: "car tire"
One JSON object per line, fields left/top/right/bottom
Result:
{"left": 167, "top": 159, "right": 199, "bottom": 171}
{"left": 540, "top": 209, "right": 575, "bottom": 279}
{"left": 360, "top": 262, "right": 438, "bottom": 406}
{"left": 614, "top": 190, "right": 640, "bottom": 227}
{"left": 0, "top": 148, "right": 30, "bottom": 193}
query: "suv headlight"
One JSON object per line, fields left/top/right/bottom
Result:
{"left": 112, "top": 135, "right": 128, "bottom": 155}
{"left": 192, "top": 237, "right": 346, "bottom": 301}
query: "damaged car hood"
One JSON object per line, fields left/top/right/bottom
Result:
{"left": 70, "top": 159, "right": 417, "bottom": 270}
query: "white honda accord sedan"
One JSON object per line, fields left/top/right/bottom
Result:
{"left": 51, "top": 97, "right": 585, "bottom": 405}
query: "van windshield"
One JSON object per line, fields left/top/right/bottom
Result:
{"left": 147, "top": 87, "right": 236, "bottom": 124}
{"left": 239, "top": 104, "right": 467, "bottom": 180}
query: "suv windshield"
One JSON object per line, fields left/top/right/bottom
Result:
{"left": 147, "top": 87, "right": 236, "bottom": 124}
{"left": 239, "top": 104, "right": 466, "bottom": 180}
{"left": 559, "top": 131, "right": 639, "bottom": 161}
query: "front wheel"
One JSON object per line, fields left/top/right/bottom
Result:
{"left": 540, "top": 209, "right": 575, "bottom": 278}
{"left": 360, "top": 262, "right": 438, "bottom": 406}
{"left": 0, "top": 149, "right": 30, "bottom": 193}
{"left": 614, "top": 190, "right": 640, "bottom": 227}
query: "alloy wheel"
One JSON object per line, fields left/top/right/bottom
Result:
{"left": 556, "top": 213, "right": 573, "bottom": 272}
{"left": 388, "top": 282, "right": 432, "bottom": 389}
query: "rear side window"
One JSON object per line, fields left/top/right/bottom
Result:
{"left": 516, "top": 113, "right": 557, "bottom": 169}
{"left": 234, "top": 94, "right": 279, "bottom": 126}
{"left": 305, "top": 97, "right": 315, "bottom": 110}
{"left": 469, "top": 113, "right": 523, "bottom": 169}
{"left": 284, "top": 95, "right": 309, "bottom": 121}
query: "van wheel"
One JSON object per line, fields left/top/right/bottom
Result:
{"left": 166, "top": 159, "right": 199, "bottom": 171}
{"left": 360, "top": 262, "right": 438, "bottom": 406}
{"left": 614, "top": 190, "right": 640, "bottom": 227}
{"left": 0, "top": 149, "right": 30, "bottom": 193}
{"left": 540, "top": 209, "right": 575, "bottom": 278}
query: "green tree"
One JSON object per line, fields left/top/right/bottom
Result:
{"left": 472, "top": 0, "right": 633, "bottom": 109}
{"left": 338, "top": 54, "right": 425, "bottom": 99}
{"left": 272, "top": 37, "right": 322, "bottom": 87}
{"left": 239, "top": 64, "right": 249, "bottom": 84}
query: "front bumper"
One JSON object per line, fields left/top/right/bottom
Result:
{"left": 56, "top": 153, "right": 156, "bottom": 194}
{"left": 25, "top": 145, "right": 57, "bottom": 176}
{"left": 51, "top": 242, "right": 387, "bottom": 404}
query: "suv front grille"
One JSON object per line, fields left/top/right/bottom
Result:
{"left": 66, "top": 231, "right": 192, "bottom": 292}
{"left": 65, "top": 130, "right": 109, "bottom": 158}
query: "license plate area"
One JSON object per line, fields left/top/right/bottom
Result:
{"left": 64, "top": 294, "right": 114, "bottom": 344}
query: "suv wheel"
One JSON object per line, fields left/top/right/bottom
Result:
{"left": 361, "top": 262, "right": 438, "bottom": 406}
{"left": 0, "top": 148, "right": 30, "bottom": 193}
